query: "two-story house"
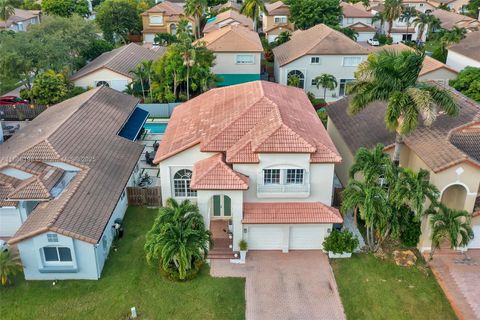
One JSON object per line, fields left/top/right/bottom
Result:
{"left": 0, "top": 9, "right": 40, "bottom": 32}
{"left": 272, "top": 24, "right": 368, "bottom": 101}
{"left": 141, "top": 1, "right": 195, "bottom": 44}
{"left": 153, "top": 81, "right": 343, "bottom": 254}
{"left": 203, "top": 9, "right": 253, "bottom": 34}
{"left": 196, "top": 25, "right": 263, "bottom": 86}
{"left": 340, "top": 2, "right": 376, "bottom": 42}
{"left": 431, "top": 8, "right": 479, "bottom": 31}
{"left": 262, "top": 1, "right": 294, "bottom": 43}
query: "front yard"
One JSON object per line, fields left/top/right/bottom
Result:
{"left": 331, "top": 254, "right": 457, "bottom": 320}
{"left": 0, "top": 207, "right": 245, "bottom": 320}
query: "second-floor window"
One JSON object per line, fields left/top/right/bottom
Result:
{"left": 263, "top": 169, "right": 305, "bottom": 185}
{"left": 274, "top": 16, "right": 287, "bottom": 24}
{"left": 346, "top": 17, "right": 354, "bottom": 24}
{"left": 343, "top": 56, "right": 362, "bottom": 67}
{"left": 236, "top": 54, "right": 255, "bottom": 64}
{"left": 149, "top": 15, "right": 164, "bottom": 25}
{"left": 310, "top": 57, "right": 321, "bottom": 64}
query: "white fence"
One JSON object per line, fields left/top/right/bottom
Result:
{"left": 138, "top": 103, "right": 181, "bottom": 118}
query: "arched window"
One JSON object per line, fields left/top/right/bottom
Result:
{"left": 96, "top": 81, "right": 109, "bottom": 87}
{"left": 170, "top": 23, "right": 177, "bottom": 36}
{"left": 173, "top": 169, "right": 196, "bottom": 197}
{"left": 287, "top": 70, "right": 305, "bottom": 89}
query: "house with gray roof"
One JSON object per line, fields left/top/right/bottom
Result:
{"left": 2, "top": 87, "right": 148, "bottom": 280}
{"left": 0, "top": 9, "right": 41, "bottom": 32}
{"left": 446, "top": 31, "right": 480, "bottom": 71}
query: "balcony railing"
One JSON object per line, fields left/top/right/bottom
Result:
{"left": 256, "top": 171, "right": 310, "bottom": 197}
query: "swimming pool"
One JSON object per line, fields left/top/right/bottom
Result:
{"left": 144, "top": 122, "right": 168, "bottom": 134}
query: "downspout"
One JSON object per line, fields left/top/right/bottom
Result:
{"left": 94, "top": 244, "right": 100, "bottom": 279}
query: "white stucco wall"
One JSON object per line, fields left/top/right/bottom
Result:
{"left": 419, "top": 68, "right": 458, "bottom": 84}
{"left": 341, "top": 17, "right": 373, "bottom": 27}
{"left": 212, "top": 52, "right": 262, "bottom": 75}
{"left": 73, "top": 68, "right": 132, "bottom": 91}
{"left": 446, "top": 50, "right": 480, "bottom": 72}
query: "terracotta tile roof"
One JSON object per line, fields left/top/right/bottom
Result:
{"left": 448, "top": 31, "right": 480, "bottom": 62}
{"left": 7, "top": 87, "right": 145, "bottom": 245}
{"left": 431, "top": 9, "right": 478, "bottom": 30}
{"left": 141, "top": 1, "right": 184, "bottom": 16}
{"left": 196, "top": 25, "right": 263, "bottom": 52}
{"left": 272, "top": 24, "right": 368, "bottom": 67}
{"left": 203, "top": 10, "right": 254, "bottom": 34}
{"left": 242, "top": 202, "right": 343, "bottom": 224}
{"left": 341, "top": 2, "right": 373, "bottom": 18}
{"left": 348, "top": 22, "right": 376, "bottom": 32}
{"left": 190, "top": 153, "right": 249, "bottom": 190}
{"left": 0, "top": 9, "right": 40, "bottom": 28}
{"left": 326, "top": 84, "right": 480, "bottom": 173}
{"left": 71, "top": 43, "right": 165, "bottom": 81}
{"left": 154, "top": 81, "right": 341, "bottom": 164}
{"left": 265, "top": 1, "right": 290, "bottom": 15}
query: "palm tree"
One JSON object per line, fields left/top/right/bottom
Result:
{"left": 400, "top": 6, "right": 417, "bottom": 40}
{"left": 287, "top": 74, "right": 301, "bottom": 88}
{"left": 240, "top": 0, "right": 266, "bottom": 32}
{"left": 274, "top": 31, "right": 291, "bottom": 46}
{"left": 131, "top": 64, "right": 147, "bottom": 101}
{"left": 372, "top": 11, "right": 387, "bottom": 34}
{"left": 179, "top": 39, "right": 196, "bottom": 100}
{"left": 154, "top": 32, "right": 177, "bottom": 46}
{"left": 141, "top": 60, "right": 154, "bottom": 102}
{"left": 400, "top": 168, "right": 439, "bottom": 217}
{"left": 0, "top": 0, "right": 14, "bottom": 30}
{"left": 427, "top": 203, "right": 474, "bottom": 260}
{"left": 0, "top": 251, "right": 22, "bottom": 286}
{"left": 314, "top": 74, "right": 338, "bottom": 100}
{"left": 348, "top": 50, "right": 458, "bottom": 165}
{"left": 144, "top": 198, "right": 212, "bottom": 280}
{"left": 412, "top": 13, "right": 440, "bottom": 43}
{"left": 184, "top": 0, "right": 207, "bottom": 39}
{"left": 439, "top": 27, "right": 466, "bottom": 51}
{"left": 384, "top": 0, "right": 403, "bottom": 37}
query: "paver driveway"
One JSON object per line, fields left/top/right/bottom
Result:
{"left": 211, "top": 251, "right": 345, "bottom": 320}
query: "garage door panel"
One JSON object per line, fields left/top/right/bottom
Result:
{"left": 290, "top": 225, "right": 326, "bottom": 250}
{"left": 0, "top": 209, "right": 22, "bottom": 237}
{"left": 248, "top": 226, "right": 283, "bottom": 250}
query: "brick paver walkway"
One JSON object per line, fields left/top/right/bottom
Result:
{"left": 210, "top": 251, "right": 346, "bottom": 320}
{"left": 429, "top": 250, "right": 480, "bottom": 320}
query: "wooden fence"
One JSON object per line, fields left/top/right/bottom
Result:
{"left": 0, "top": 104, "right": 47, "bottom": 121}
{"left": 126, "top": 186, "right": 162, "bottom": 207}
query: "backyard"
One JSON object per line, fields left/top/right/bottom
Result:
{"left": 0, "top": 207, "right": 245, "bottom": 320}
{"left": 331, "top": 253, "right": 457, "bottom": 320}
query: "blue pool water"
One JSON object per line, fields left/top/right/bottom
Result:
{"left": 144, "top": 122, "right": 168, "bottom": 134}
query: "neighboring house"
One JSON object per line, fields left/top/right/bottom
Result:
{"left": 427, "top": 0, "right": 469, "bottom": 14}
{"left": 3, "top": 87, "right": 148, "bottom": 280}
{"left": 446, "top": 31, "right": 480, "bottom": 71}
{"left": 141, "top": 1, "right": 195, "bottom": 43}
{"left": 262, "top": 1, "right": 294, "bottom": 43}
{"left": 0, "top": 9, "right": 40, "bottom": 32}
{"left": 326, "top": 84, "right": 480, "bottom": 251}
{"left": 402, "top": 0, "right": 436, "bottom": 13}
{"left": 369, "top": 43, "right": 458, "bottom": 83}
{"left": 71, "top": 43, "right": 165, "bottom": 92}
{"left": 153, "top": 81, "right": 343, "bottom": 253}
{"left": 196, "top": 25, "right": 263, "bottom": 86}
{"left": 431, "top": 8, "right": 479, "bottom": 31}
{"left": 272, "top": 24, "right": 369, "bottom": 101}
{"left": 203, "top": 9, "right": 254, "bottom": 34}
{"left": 340, "top": 2, "right": 376, "bottom": 42}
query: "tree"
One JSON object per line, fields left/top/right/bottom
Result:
{"left": 131, "top": 60, "right": 155, "bottom": 101}
{"left": 412, "top": 13, "right": 440, "bottom": 43}
{"left": 449, "top": 67, "right": 480, "bottom": 102}
{"left": 42, "top": 0, "right": 90, "bottom": 17}
{"left": 131, "top": 64, "right": 147, "bottom": 101}
{"left": 154, "top": 32, "right": 177, "bottom": 46}
{"left": 383, "top": 0, "right": 403, "bottom": 37}
{"left": 348, "top": 50, "right": 458, "bottom": 165}
{"left": 95, "top": 0, "right": 140, "bottom": 44}
{"left": 184, "top": 0, "right": 207, "bottom": 39}
{"left": 144, "top": 198, "right": 212, "bottom": 280}
{"left": 26, "top": 70, "right": 70, "bottom": 105}
{"left": 428, "top": 203, "right": 474, "bottom": 259}
{"left": 240, "top": 0, "right": 266, "bottom": 31}
{"left": 314, "top": 73, "right": 338, "bottom": 100}
{"left": 0, "top": 251, "right": 22, "bottom": 286}
{"left": 287, "top": 74, "right": 301, "bottom": 88}
{"left": 466, "top": 0, "right": 480, "bottom": 18}
{"left": 372, "top": 11, "right": 386, "bottom": 34}
{"left": 335, "top": 26, "right": 358, "bottom": 41}
{"left": 0, "top": 0, "right": 15, "bottom": 30}
{"left": 20, "top": 0, "right": 41, "bottom": 10}
{"left": 79, "top": 38, "right": 114, "bottom": 64}
{"left": 400, "top": 6, "right": 417, "bottom": 40}
{"left": 287, "top": 0, "right": 342, "bottom": 30}
{"left": 274, "top": 31, "right": 291, "bottom": 46}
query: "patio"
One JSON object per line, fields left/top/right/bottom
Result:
{"left": 136, "top": 119, "right": 167, "bottom": 187}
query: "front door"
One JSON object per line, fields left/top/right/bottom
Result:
{"left": 212, "top": 195, "right": 231, "bottom": 218}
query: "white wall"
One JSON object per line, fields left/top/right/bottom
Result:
{"left": 0, "top": 206, "right": 22, "bottom": 237}
{"left": 212, "top": 52, "right": 262, "bottom": 75}
{"left": 341, "top": 17, "right": 372, "bottom": 27}
{"left": 73, "top": 68, "right": 132, "bottom": 91}
{"left": 419, "top": 68, "right": 458, "bottom": 84}
{"left": 446, "top": 50, "right": 480, "bottom": 71}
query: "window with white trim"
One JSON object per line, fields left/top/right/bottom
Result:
{"left": 263, "top": 169, "right": 305, "bottom": 185}
{"left": 235, "top": 54, "right": 255, "bottom": 64}
{"left": 286, "top": 169, "right": 304, "bottom": 184}
{"left": 173, "top": 169, "right": 197, "bottom": 197}
{"left": 263, "top": 169, "right": 281, "bottom": 184}
{"left": 47, "top": 234, "right": 58, "bottom": 243}
{"left": 149, "top": 15, "right": 164, "bottom": 25}
{"left": 310, "top": 56, "right": 321, "bottom": 64}
{"left": 274, "top": 16, "right": 287, "bottom": 24}
{"left": 43, "top": 247, "right": 72, "bottom": 262}
{"left": 343, "top": 56, "right": 362, "bottom": 67}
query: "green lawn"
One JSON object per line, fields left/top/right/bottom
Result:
{"left": 0, "top": 207, "right": 245, "bottom": 320}
{"left": 331, "top": 254, "right": 456, "bottom": 320}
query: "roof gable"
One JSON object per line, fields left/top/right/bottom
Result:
{"left": 197, "top": 25, "right": 263, "bottom": 52}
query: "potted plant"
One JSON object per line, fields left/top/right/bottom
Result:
{"left": 239, "top": 239, "right": 248, "bottom": 262}
{"left": 323, "top": 229, "right": 359, "bottom": 258}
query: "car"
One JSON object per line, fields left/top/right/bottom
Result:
{"left": 367, "top": 38, "right": 380, "bottom": 46}
{"left": 0, "top": 96, "right": 29, "bottom": 105}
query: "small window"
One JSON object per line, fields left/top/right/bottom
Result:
{"left": 236, "top": 54, "right": 255, "bottom": 64}
{"left": 339, "top": 79, "right": 354, "bottom": 96}
{"left": 96, "top": 81, "right": 110, "bottom": 87}
{"left": 43, "top": 247, "right": 72, "bottom": 262}
{"left": 286, "top": 169, "right": 304, "bottom": 184}
{"left": 149, "top": 15, "right": 164, "bottom": 25}
{"left": 311, "top": 79, "right": 316, "bottom": 86}
{"left": 274, "top": 16, "right": 287, "bottom": 24}
{"left": 47, "top": 234, "right": 58, "bottom": 243}
{"left": 17, "top": 22, "right": 24, "bottom": 31}
{"left": 310, "top": 57, "right": 321, "bottom": 64}
{"left": 263, "top": 169, "right": 281, "bottom": 184}
{"left": 343, "top": 57, "right": 362, "bottom": 67}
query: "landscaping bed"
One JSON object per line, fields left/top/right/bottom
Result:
{"left": 0, "top": 207, "right": 245, "bottom": 320}
{"left": 331, "top": 253, "right": 457, "bottom": 320}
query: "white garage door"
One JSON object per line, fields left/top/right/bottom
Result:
{"left": 248, "top": 225, "right": 283, "bottom": 250}
{"left": 0, "top": 209, "right": 22, "bottom": 237}
{"left": 290, "top": 225, "right": 326, "bottom": 250}
{"left": 468, "top": 225, "right": 480, "bottom": 249}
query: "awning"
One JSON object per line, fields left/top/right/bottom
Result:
{"left": 118, "top": 107, "right": 149, "bottom": 141}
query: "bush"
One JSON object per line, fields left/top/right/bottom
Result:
{"left": 323, "top": 230, "right": 359, "bottom": 254}
{"left": 376, "top": 34, "right": 393, "bottom": 45}
{"left": 159, "top": 258, "right": 203, "bottom": 281}
{"left": 239, "top": 239, "right": 248, "bottom": 251}
{"left": 317, "top": 108, "right": 328, "bottom": 127}
{"left": 399, "top": 210, "right": 421, "bottom": 247}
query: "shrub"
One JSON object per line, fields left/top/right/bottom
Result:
{"left": 376, "top": 34, "right": 393, "bottom": 45}
{"left": 399, "top": 210, "right": 421, "bottom": 247}
{"left": 159, "top": 258, "right": 203, "bottom": 281}
{"left": 323, "top": 230, "right": 359, "bottom": 254}
{"left": 239, "top": 239, "right": 248, "bottom": 251}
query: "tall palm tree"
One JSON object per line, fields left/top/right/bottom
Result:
{"left": 400, "top": 168, "right": 439, "bottom": 217}
{"left": 427, "top": 203, "right": 474, "bottom": 260}
{"left": 384, "top": 0, "right": 404, "bottom": 37}
{"left": 314, "top": 74, "right": 338, "bottom": 100}
{"left": 348, "top": 50, "right": 458, "bottom": 165}
{"left": 179, "top": 39, "right": 196, "bottom": 100}
{"left": 240, "top": 0, "right": 266, "bottom": 32}
{"left": 372, "top": 11, "right": 387, "bottom": 34}
{"left": 141, "top": 60, "right": 154, "bottom": 102}
{"left": 439, "top": 26, "right": 466, "bottom": 50}
{"left": 184, "top": 0, "right": 207, "bottom": 39}
{"left": 400, "top": 6, "right": 417, "bottom": 40}
{"left": 0, "top": 251, "right": 22, "bottom": 286}
{"left": 0, "top": 0, "right": 15, "bottom": 30}
{"left": 274, "top": 31, "right": 291, "bottom": 46}
{"left": 412, "top": 13, "right": 440, "bottom": 43}
{"left": 131, "top": 64, "right": 147, "bottom": 101}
